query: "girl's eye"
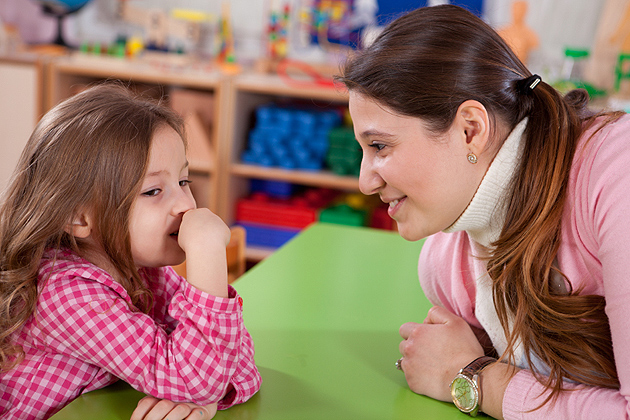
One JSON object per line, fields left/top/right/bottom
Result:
{"left": 142, "top": 188, "right": 161, "bottom": 197}
{"left": 179, "top": 179, "right": 192, "bottom": 187}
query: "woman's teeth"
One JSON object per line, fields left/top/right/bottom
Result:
{"left": 389, "top": 199, "right": 400, "bottom": 208}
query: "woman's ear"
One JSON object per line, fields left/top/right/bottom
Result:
{"left": 64, "top": 210, "right": 93, "bottom": 239}
{"left": 453, "top": 100, "right": 490, "bottom": 155}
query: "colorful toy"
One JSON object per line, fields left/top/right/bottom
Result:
{"left": 319, "top": 203, "right": 366, "bottom": 226}
{"left": 275, "top": 59, "right": 339, "bottom": 88}
{"left": 250, "top": 179, "right": 294, "bottom": 199}
{"left": 241, "top": 104, "right": 341, "bottom": 171}
{"left": 236, "top": 223, "right": 301, "bottom": 249}
{"left": 370, "top": 205, "right": 395, "bottom": 230}
{"left": 615, "top": 53, "right": 630, "bottom": 91}
{"left": 235, "top": 185, "right": 339, "bottom": 248}
{"left": 236, "top": 193, "right": 319, "bottom": 229}
{"left": 326, "top": 126, "right": 360, "bottom": 176}
{"left": 301, "top": 0, "right": 358, "bottom": 50}
{"left": 497, "top": 0, "right": 539, "bottom": 65}
{"left": 553, "top": 48, "right": 606, "bottom": 98}
{"left": 116, "top": 0, "right": 217, "bottom": 63}
{"left": 267, "top": 2, "right": 291, "bottom": 59}
{"left": 216, "top": 2, "right": 240, "bottom": 73}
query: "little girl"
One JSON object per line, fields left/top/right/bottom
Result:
{"left": 0, "top": 84, "right": 261, "bottom": 420}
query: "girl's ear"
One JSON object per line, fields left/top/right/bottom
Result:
{"left": 64, "top": 210, "right": 93, "bottom": 239}
{"left": 453, "top": 99, "right": 491, "bottom": 155}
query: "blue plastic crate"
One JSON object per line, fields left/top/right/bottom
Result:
{"left": 238, "top": 222, "right": 301, "bottom": 248}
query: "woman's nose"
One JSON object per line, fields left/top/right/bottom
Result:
{"left": 358, "top": 156, "right": 384, "bottom": 196}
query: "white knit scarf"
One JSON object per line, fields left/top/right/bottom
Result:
{"left": 444, "top": 118, "right": 530, "bottom": 366}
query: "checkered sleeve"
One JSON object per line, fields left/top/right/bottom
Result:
{"left": 33, "top": 271, "right": 261, "bottom": 407}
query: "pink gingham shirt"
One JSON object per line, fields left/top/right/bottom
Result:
{"left": 0, "top": 249, "right": 261, "bottom": 420}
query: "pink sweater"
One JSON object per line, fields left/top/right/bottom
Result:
{"left": 419, "top": 114, "right": 630, "bottom": 419}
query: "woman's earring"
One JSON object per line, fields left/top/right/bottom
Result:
{"left": 467, "top": 152, "right": 478, "bottom": 164}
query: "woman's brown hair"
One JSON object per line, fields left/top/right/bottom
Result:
{"left": 0, "top": 83, "right": 185, "bottom": 372}
{"left": 339, "top": 4, "right": 621, "bottom": 405}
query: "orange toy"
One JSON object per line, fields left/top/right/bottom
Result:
{"left": 498, "top": 1, "right": 539, "bottom": 65}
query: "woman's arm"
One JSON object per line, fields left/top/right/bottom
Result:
{"left": 399, "top": 305, "right": 630, "bottom": 420}
{"left": 398, "top": 306, "right": 512, "bottom": 419}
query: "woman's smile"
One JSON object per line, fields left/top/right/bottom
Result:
{"left": 386, "top": 196, "right": 406, "bottom": 217}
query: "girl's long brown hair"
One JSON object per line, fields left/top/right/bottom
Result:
{"left": 0, "top": 83, "right": 185, "bottom": 372}
{"left": 339, "top": 4, "right": 621, "bottom": 404}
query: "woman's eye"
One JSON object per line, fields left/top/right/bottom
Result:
{"left": 179, "top": 179, "right": 192, "bottom": 187}
{"left": 142, "top": 189, "right": 161, "bottom": 197}
{"left": 369, "top": 143, "right": 385, "bottom": 151}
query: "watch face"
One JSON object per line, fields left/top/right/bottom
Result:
{"left": 450, "top": 376, "right": 478, "bottom": 412}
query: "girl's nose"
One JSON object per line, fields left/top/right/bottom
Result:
{"left": 358, "top": 156, "right": 384, "bottom": 196}
{"left": 172, "top": 187, "right": 196, "bottom": 215}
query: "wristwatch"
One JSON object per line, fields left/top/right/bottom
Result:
{"left": 449, "top": 356, "right": 496, "bottom": 416}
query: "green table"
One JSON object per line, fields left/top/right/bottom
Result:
{"left": 52, "top": 223, "right": 473, "bottom": 419}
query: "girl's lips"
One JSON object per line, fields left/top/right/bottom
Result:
{"left": 387, "top": 197, "right": 406, "bottom": 217}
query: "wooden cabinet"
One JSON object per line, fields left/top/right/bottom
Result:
{"left": 220, "top": 72, "right": 356, "bottom": 260}
{"left": 45, "top": 57, "right": 359, "bottom": 260}
{"left": 45, "top": 55, "right": 225, "bottom": 212}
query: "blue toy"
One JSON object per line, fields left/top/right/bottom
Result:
{"left": 241, "top": 104, "right": 341, "bottom": 171}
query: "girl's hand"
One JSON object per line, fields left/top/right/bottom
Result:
{"left": 176, "top": 208, "right": 230, "bottom": 297}
{"left": 178, "top": 208, "right": 231, "bottom": 253}
{"left": 398, "top": 306, "right": 484, "bottom": 402}
{"left": 130, "top": 396, "right": 218, "bottom": 420}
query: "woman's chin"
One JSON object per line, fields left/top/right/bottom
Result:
{"left": 396, "top": 223, "right": 431, "bottom": 242}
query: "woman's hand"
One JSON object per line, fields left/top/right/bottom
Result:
{"left": 130, "top": 396, "right": 218, "bottom": 420}
{"left": 398, "top": 306, "right": 484, "bottom": 402}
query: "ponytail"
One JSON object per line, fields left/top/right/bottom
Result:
{"left": 489, "top": 82, "right": 622, "bottom": 404}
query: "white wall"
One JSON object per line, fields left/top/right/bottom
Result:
{"left": 0, "top": 0, "right": 608, "bottom": 75}
{"left": 485, "top": 0, "right": 605, "bottom": 79}
{"left": 0, "top": 61, "right": 37, "bottom": 194}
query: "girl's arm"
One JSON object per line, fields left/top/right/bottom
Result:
{"left": 34, "top": 271, "right": 261, "bottom": 408}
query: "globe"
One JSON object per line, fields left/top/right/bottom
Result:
{"left": 36, "top": 0, "right": 92, "bottom": 46}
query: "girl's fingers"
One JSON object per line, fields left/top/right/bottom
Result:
{"left": 184, "top": 403, "right": 218, "bottom": 420}
{"left": 130, "top": 397, "right": 161, "bottom": 420}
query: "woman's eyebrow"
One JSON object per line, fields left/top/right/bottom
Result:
{"left": 360, "top": 130, "right": 397, "bottom": 140}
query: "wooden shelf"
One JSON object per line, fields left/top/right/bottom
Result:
{"left": 45, "top": 60, "right": 360, "bottom": 262}
{"left": 234, "top": 72, "right": 348, "bottom": 102}
{"left": 51, "top": 54, "right": 222, "bottom": 90}
{"left": 46, "top": 55, "right": 225, "bottom": 213}
{"left": 245, "top": 245, "right": 275, "bottom": 261}
{"left": 231, "top": 163, "right": 359, "bottom": 190}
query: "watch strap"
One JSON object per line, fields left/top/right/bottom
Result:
{"left": 460, "top": 356, "right": 496, "bottom": 378}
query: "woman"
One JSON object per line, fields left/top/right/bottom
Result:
{"left": 340, "top": 5, "right": 628, "bottom": 419}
